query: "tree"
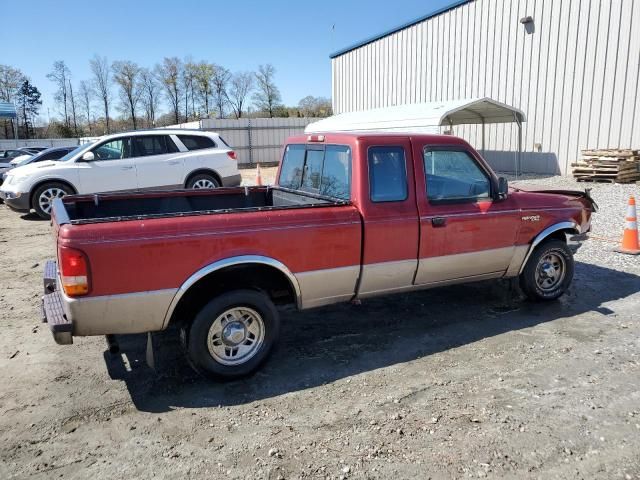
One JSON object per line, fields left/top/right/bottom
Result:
{"left": 16, "top": 80, "right": 42, "bottom": 139}
{"left": 228, "top": 72, "right": 254, "bottom": 119}
{"left": 112, "top": 60, "right": 141, "bottom": 129}
{"left": 90, "top": 55, "right": 112, "bottom": 133}
{"left": 46, "top": 61, "right": 71, "bottom": 128}
{"left": 212, "top": 65, "right": 231, "bottom": 118}
{"left": 0, "top": 65, "right": 25, "bottom": 138}
{"left": 193, "top": 62, "right": 215, "bottom": 116}
{"left": 182, "top": 59, "right": 197, "bottom": 121}
{"left": 68, "top": 80, "right": 79, "bottom": 136}
{"left": 78, "top": 80, "right": 93, "bottom": 134}
{"left": 253, "top": 64, "right": 282, "bottom": 118}
{"left": 155, "top": 57, "right": 182, "bottom": 124}
{"left": 139, "top": 68, "right": 160, "bottom": 127}
{"left": 298, "top": 95, "right": 333, "bottom": 117}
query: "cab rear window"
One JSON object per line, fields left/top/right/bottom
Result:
{"left": 279, "top": 144, "right": 351, "bottom": 200}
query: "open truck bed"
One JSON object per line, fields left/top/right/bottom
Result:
{"left": 55, "top": 186, "right": 348, "bottom": 225}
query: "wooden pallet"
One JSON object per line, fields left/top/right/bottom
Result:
{"left": 581, "top": 149, "right": 639, "bottom": 157}
{"left": 573, "top": 148, "right": 640, "bottom": 183}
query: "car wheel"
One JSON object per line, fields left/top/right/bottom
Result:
{"left": 519, "top": 239, "right": 574, "bottom": 301}
{"left": 32, "top": 182, "right": 72, "bottom": 219}
{"left": 186, "top": 174, "right": 220, "bottom": 189}
{"left": 185, "top": 289, "right": 280, "bottom": 379}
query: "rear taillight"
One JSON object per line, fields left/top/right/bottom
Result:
{"left": 227, "top": 151, "right": 237, "bottom": 160}
{"left": 59, "top": 247, "right": 90, "bottom": 296}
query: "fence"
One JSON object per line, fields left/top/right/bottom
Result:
{"left": 165, "top": 117, "right": 319, "bottom": 166}
{"left": 0, "top": 138, "right": 80, "bottom": 149}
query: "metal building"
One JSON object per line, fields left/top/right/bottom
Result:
{"left": 330, "top": 0, "right": 640, "bottom": 175}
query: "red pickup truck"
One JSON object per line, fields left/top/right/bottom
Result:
{"left": 43, "top": 133, "right": 596, "bottom": 379}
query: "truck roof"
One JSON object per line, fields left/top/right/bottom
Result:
{"left": 286, "top": 132, "right": 471, "bottom": 146}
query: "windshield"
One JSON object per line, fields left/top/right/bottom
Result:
{"left": 59, "top": 143, "right": 95, "bottom": 162}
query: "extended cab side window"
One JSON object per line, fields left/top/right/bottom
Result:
{"left": 423, "top": 149, "right": 490, "bottom": 202}
{"left": 368, "top": 146, "right": 408, "bottom": 202}
{"left": 178, "top": 135, "right": 216, "bottom": 150}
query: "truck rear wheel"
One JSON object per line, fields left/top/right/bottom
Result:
{"left": 519, "top": 239, "right": 574, "bottom": 301}
{"left": 185, "top": 289, "right": 280, "bottom": 379}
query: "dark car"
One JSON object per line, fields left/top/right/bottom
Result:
{"left": 0, "top": 149, "right": 27, "bottom": 160}
{"left": 19, "top": 147, "right": 48, "bottom": 154}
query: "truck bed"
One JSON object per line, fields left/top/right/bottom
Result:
{"left": 55, "top": 186, "right": 346, "bottom": 225}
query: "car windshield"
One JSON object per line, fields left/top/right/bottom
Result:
{"left": 59, "top": 143, "right": 94, "bottom": 162}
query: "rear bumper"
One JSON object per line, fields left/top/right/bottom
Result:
{"left": 42, "top": 260, "right": 73, "bottom": 345}
{"left": 221, "top": 173, "right": 242, "bottom": 187}
{"left": 42, "top": 260, "right": 177, "bottom": 343}
{"left": 0, "top": 190, "right": 30, "bottom": 212}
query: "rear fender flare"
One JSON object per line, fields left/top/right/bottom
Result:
{"left": 518, "top": 221, "right": 580, "bottom": 274}
{"left": 162, "top": 255, "right": 302, "bottom": 328}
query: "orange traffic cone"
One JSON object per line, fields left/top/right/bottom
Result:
{"left": 256, "top": 163, "right": 263, "bottom": 186}
{"left": 616, "top": 196, "right": 640, "bottom": 255}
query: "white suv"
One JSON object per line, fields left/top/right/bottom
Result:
{"left": 0, "top": 129, "right": 241, "bottom": 218}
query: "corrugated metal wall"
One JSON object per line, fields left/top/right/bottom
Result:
{"left": 332, "top": 0, "right": 640, "bottom": 175}
{"left": 200, "top": 117, "right": 317, "bottom": 165}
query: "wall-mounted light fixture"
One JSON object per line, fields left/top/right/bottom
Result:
{"left": 520, "top": 16, "right": 535, "bottom": 34}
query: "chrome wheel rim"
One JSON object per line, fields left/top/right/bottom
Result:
{"left": 535, "top": 252, "right": 566, "bottom": 292}
{"left": 207, "top": 307, "right": 265, "bottom": 366}
{"left": 192, "top": 178, "right": 216, "bottom": 189}
{"left": 38, "top": 187, "right": 67, "bottom": 214}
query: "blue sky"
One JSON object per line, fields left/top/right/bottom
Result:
{"left": 2, "top": 0, "right": 452, "bottom": 119}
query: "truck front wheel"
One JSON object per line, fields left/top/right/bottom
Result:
{"left": 519, "top": 239, "right": 574, "bottom": 301}
{"left": 185, "top": 290, "right": 280, "bottom": 379}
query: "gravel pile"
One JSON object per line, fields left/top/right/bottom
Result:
{"left": 505, "top": 174, "right": 640, "bottom": 273}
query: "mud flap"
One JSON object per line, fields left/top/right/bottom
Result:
{"left": 145, "top": 332, "right": 156, "bottom": 371}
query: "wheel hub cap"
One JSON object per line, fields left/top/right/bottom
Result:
{"left": 222, "top": 322, "right": 246, "bottom": 346}
{"left": 206, "top": 307, "right": 265, "bottom": 366}
{"left": 540, "top": 262, "right": 556, "bottom": 278}
{"left": 535, "top": 252, "right": 566, "bottom": 292}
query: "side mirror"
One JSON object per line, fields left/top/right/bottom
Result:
{"left": 497, "top": 177, "right": 509, "bottom": 200}
{"left": 80, "top": 151, "right": 95, "bottom": 162}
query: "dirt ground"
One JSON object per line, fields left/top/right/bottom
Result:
{"left": 0, "top": 172, "right": 639, "bottom": 479}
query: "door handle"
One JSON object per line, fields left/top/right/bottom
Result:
{"left": 431, "top": 217, "right": 447, "bottom": 227}
{"left": 121, "top": 166, "right": 134, "bottom": 170}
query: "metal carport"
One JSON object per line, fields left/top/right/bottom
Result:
{"left": 305, "top": 97, "right": 526, "bottom": 175}
{"left": 0, "top": 101, "right": 18, "bottom": 140}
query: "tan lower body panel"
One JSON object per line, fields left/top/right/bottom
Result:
{"left": 295, "top": 265, "right": 360, "bottom": 309}
{"left": 415, "top": 246, "right": 516, "bottom": 285}
{"left": 357, "top": 260, "right": 418, "bottom": 296}
{"left": 62, "top": 288, "right": 178, "bottom": 336}
{"left": 504, "top": 244, "right": 530, "bottom": 277}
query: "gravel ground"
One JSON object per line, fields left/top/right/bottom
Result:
{"left": 0, "top": 171, "right": 639, "bottom": 479}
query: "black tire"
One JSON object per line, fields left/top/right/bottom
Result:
{"left": 185, "top": 289, "right": 279, "bottom": 380}
{"left": 32, "top": 182, "right": 72, "bottom": 219}
{"left": 186, "top": 173, "right": 220, "bottom": 189}
{"left": 519, "top": 239, "right": 574, "bottom": 301}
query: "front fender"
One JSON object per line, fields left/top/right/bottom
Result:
{"left": 518, "top": 221, "right": 580, "bottom": 275}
